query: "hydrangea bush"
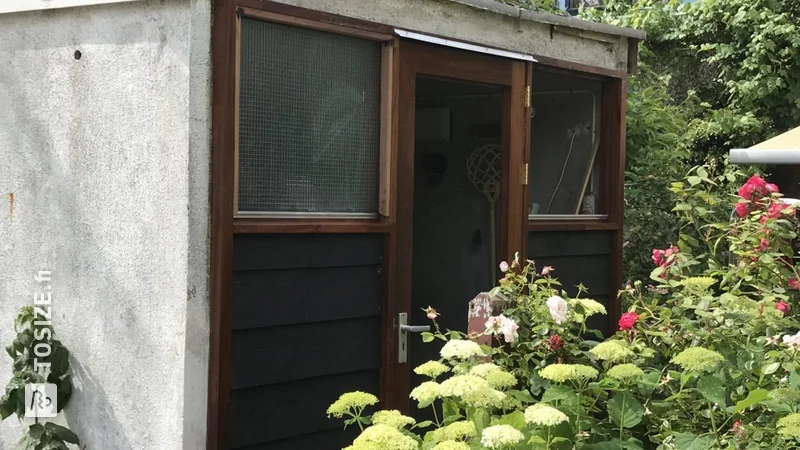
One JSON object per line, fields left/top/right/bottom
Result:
{"left": 329, "top": 168, "right": 800, "bottom": 449}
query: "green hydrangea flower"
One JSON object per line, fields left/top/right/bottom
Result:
{"left": 539, "top": 364, "right": 599, "bottom": 383}
{"left": 769, "top": 388, "right": 800, "bottom": 404}
{"left": 352, "top": 424, "right": 418, "bottom": 450}
{"left": 410, "top": 381, "right": 441, "bottom": 408}
{"left": 432, "top": 441, "right": 470, "bottom": 450}
{"left": 778, "top": 413, "right": 800, "bottom": 439}
{"left": 327, "top": 391, "right": 379, "bottom": 418}
{"left": 607, "top": 363, "right": 644, "bottom": 382}
{"left": 429, "top": 421, "right": 477, "bottom": 442}
{"left": 414, "top": 361, "right": 449, "bottom": 379}
{"left": 524, "top": 403, "right": 569, "bottom": 426}
{"left": 371, "top": 410, "right": 416, "bottom": 428}
{"left": 440, "top": 339, "right": 485, "bottom": 360}
{"left": 480, "top": 425, "right": 524, "bottom": 449}
{"left": 469, "top": 363, "right": 517, "bottom": 390}
{"left": 590, "top": 340, "right": 634, "bottom": 363}
{"left": 681, "top": 276, "right": 716, "bottom": 294}
{"left": 439, "top": 375, "right": 506, "bottom": 408}
{"left": 671, "top": 347, "right": 725, "bottom": 373}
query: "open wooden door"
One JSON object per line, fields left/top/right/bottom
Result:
{"left": 386, "top": 37, "right": 533, "bottom": 414}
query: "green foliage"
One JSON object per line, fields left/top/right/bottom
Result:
{"left": 331, "top": 170, "right": 800, "bottom": 449}
{"left": 1, "top": 306, "right": 80, "bottom": 450}
{"left": 497, "top": 0, "right": 566, "bottom": 15}
{"left": 578, "top": 0, "right": 800, "bottom": 280}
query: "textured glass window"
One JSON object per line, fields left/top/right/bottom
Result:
{"left": 238, "top": 18, "right": 382, "bottom": 214}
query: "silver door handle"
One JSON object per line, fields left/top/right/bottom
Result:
{"left": 397, "top": 313, "right": 431, "bottom": 363}
{"left": 400, "top": 324, "right": 431, "bottom": 333}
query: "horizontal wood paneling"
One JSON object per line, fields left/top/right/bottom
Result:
{"left": 230, "top": 234, "right": 382, "bottom": 449}
{"left": 531, "top": 254, "right": 611, "bottom": 296}
{"left": 232, "top": 265, "right": 381, "bottom": 330}
{"left": 229, "top": 370, "right": 379, "bottom": 449}
{"left": 233, "top": 233, "right": 383, "bottom": 271}
{"left": 528, "top": 230, "right": 611, "bottom": 258}
{"left": 231, "top": 317, "right": 380, "bottom": 389}
{"left": 233, "top": 428, "right": 359, "bottom": 450}
{"left": 528, "top": 231, "right": 612, "bottom": 297}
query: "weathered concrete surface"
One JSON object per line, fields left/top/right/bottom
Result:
{"left": 0, "top": 0, "right": 211, "bottom": 448}
{"left": 273, "top": 0, "right": 635, "bottom": 72}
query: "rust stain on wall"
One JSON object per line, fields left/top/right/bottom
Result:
{"left": 8, "top": 192, "right": 13, "bottom": 219}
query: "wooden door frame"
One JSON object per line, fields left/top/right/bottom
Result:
{"left": 391, "top": 40, "right": 531, "bottom": 413}
{"left": 208, "top": 0, "right": 624, "bottom": 447}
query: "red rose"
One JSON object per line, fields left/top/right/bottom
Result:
{"left": 776, "top": 300, "right": 790, "bottom": 314}
{"left": 738, "top": 175, "right": 768, "bottom": 201}
{"left": 618, "top": 312, "right": 639, "bottom": 331}
{"left": 735, "top": 202, "right": 750, "bottom": 218}
{"left": 766, "top": 183, "right": 780, "bottom": 193}
{"left": 757, "top": 238, "right": 769, "bottom": 252}
{"left": 790, "top": 278, "right": 800, "bottom": 290}
{"left": 547, "top": 334, "right": 563, "bottom": 351}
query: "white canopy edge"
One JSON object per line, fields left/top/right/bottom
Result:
{"left": 395, "top": 29, "right": 537, "bottom": 62}
{"left": 729, "top": 148, "right": 800, "bottom": 165}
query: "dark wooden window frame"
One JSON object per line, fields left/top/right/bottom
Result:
{"left": 209, "top": 1, "right": 628, "bottom": 448}
{"left": 527, "top": 69, "right": 622, "bottom": 232}
{"left": 232, "top": 6, "right": 397, "bottom": 225}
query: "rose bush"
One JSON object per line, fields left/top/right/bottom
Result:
{"left": 329, "top": 167, "right": 800, "bottom": 450}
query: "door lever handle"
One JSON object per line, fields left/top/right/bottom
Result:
{"left": 400, "top": 324, "right": 431, "bottom": 333}
{"left": 397, "top": 313, "right": 431, "bottom": 363}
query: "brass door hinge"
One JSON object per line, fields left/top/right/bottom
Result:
{"left": 523, "top": 163, "right": 529, "bottom": 185}
{"left": 525, "top": 85, "right": 531, "bottom": 108}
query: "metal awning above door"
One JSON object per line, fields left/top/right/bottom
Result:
{"left": 394, "top": 29, "right": 537, "bottom": 62}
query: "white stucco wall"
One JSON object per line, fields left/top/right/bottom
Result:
{"left": 0, "top": 0, "right": 211, "bottom": 448}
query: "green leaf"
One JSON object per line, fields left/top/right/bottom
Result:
{"left": 541, "top": 385, "right": 575, "bottom": 404}
{"left": 0, "top": 389, "right": 17, "bottom": 420}
{"left": 607, "top": 392, "right": 644, "bottom": 428}
{"left": 732, "top": 389, "right": 768, "bottom": 413}
{"left": 697, "top": 375, "right": 727, "bottom": 406}
{"left": 442, "top": 399, "right": 459, "bottom": 421}
{"left": 471, "top": 408, "right": 490, "bottom": 433}
{"left": 415, "top": 420, "right": 433, "bottom": 429}
{"left": 762, "top": 362, "right": 781, "bottom": 376}
{"left": 687, "top": 176, "right": 702, "bottom": 186}
{"left": 27, "top": 424, "right": 45, "bottom": 440}
{"left": 494, "top": 410, "right": 525, "bottom": 429}
{"left": 43, "top": 423, "right": 79, "bottom": 444}
{"left": 420, "top": 332, "right": 434, "bottom": 343}
{"left": 673, "top": 432, "right": 713, "bottom": 450}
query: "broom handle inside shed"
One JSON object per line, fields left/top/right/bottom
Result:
{"left": 489, "top": 199, "right": 496, "bottom": 287}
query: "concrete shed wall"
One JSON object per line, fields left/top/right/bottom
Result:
{"left": 270, "top": 0, "right": 631, "bottom": 72}
{"left": 0, "top": 0, "right": 211, "bottom": 449}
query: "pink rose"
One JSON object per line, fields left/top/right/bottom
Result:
{"left": 499, "top": 261, "right": 509, "bottom": 273}
{"left": 790, "top": 278, "right": 800, "bottom": 290}
{"left": 777, "top": 301, "right": 790, "bottom": 315}
{"left": 652, "top": 249, "right": 665, "bottom": 266}
{"left": 541, "top": 266, "right": 553, "bottom": 276}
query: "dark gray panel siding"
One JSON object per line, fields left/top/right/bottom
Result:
{"left": 228, "top": 234, "right": 382, "bottom": 449}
